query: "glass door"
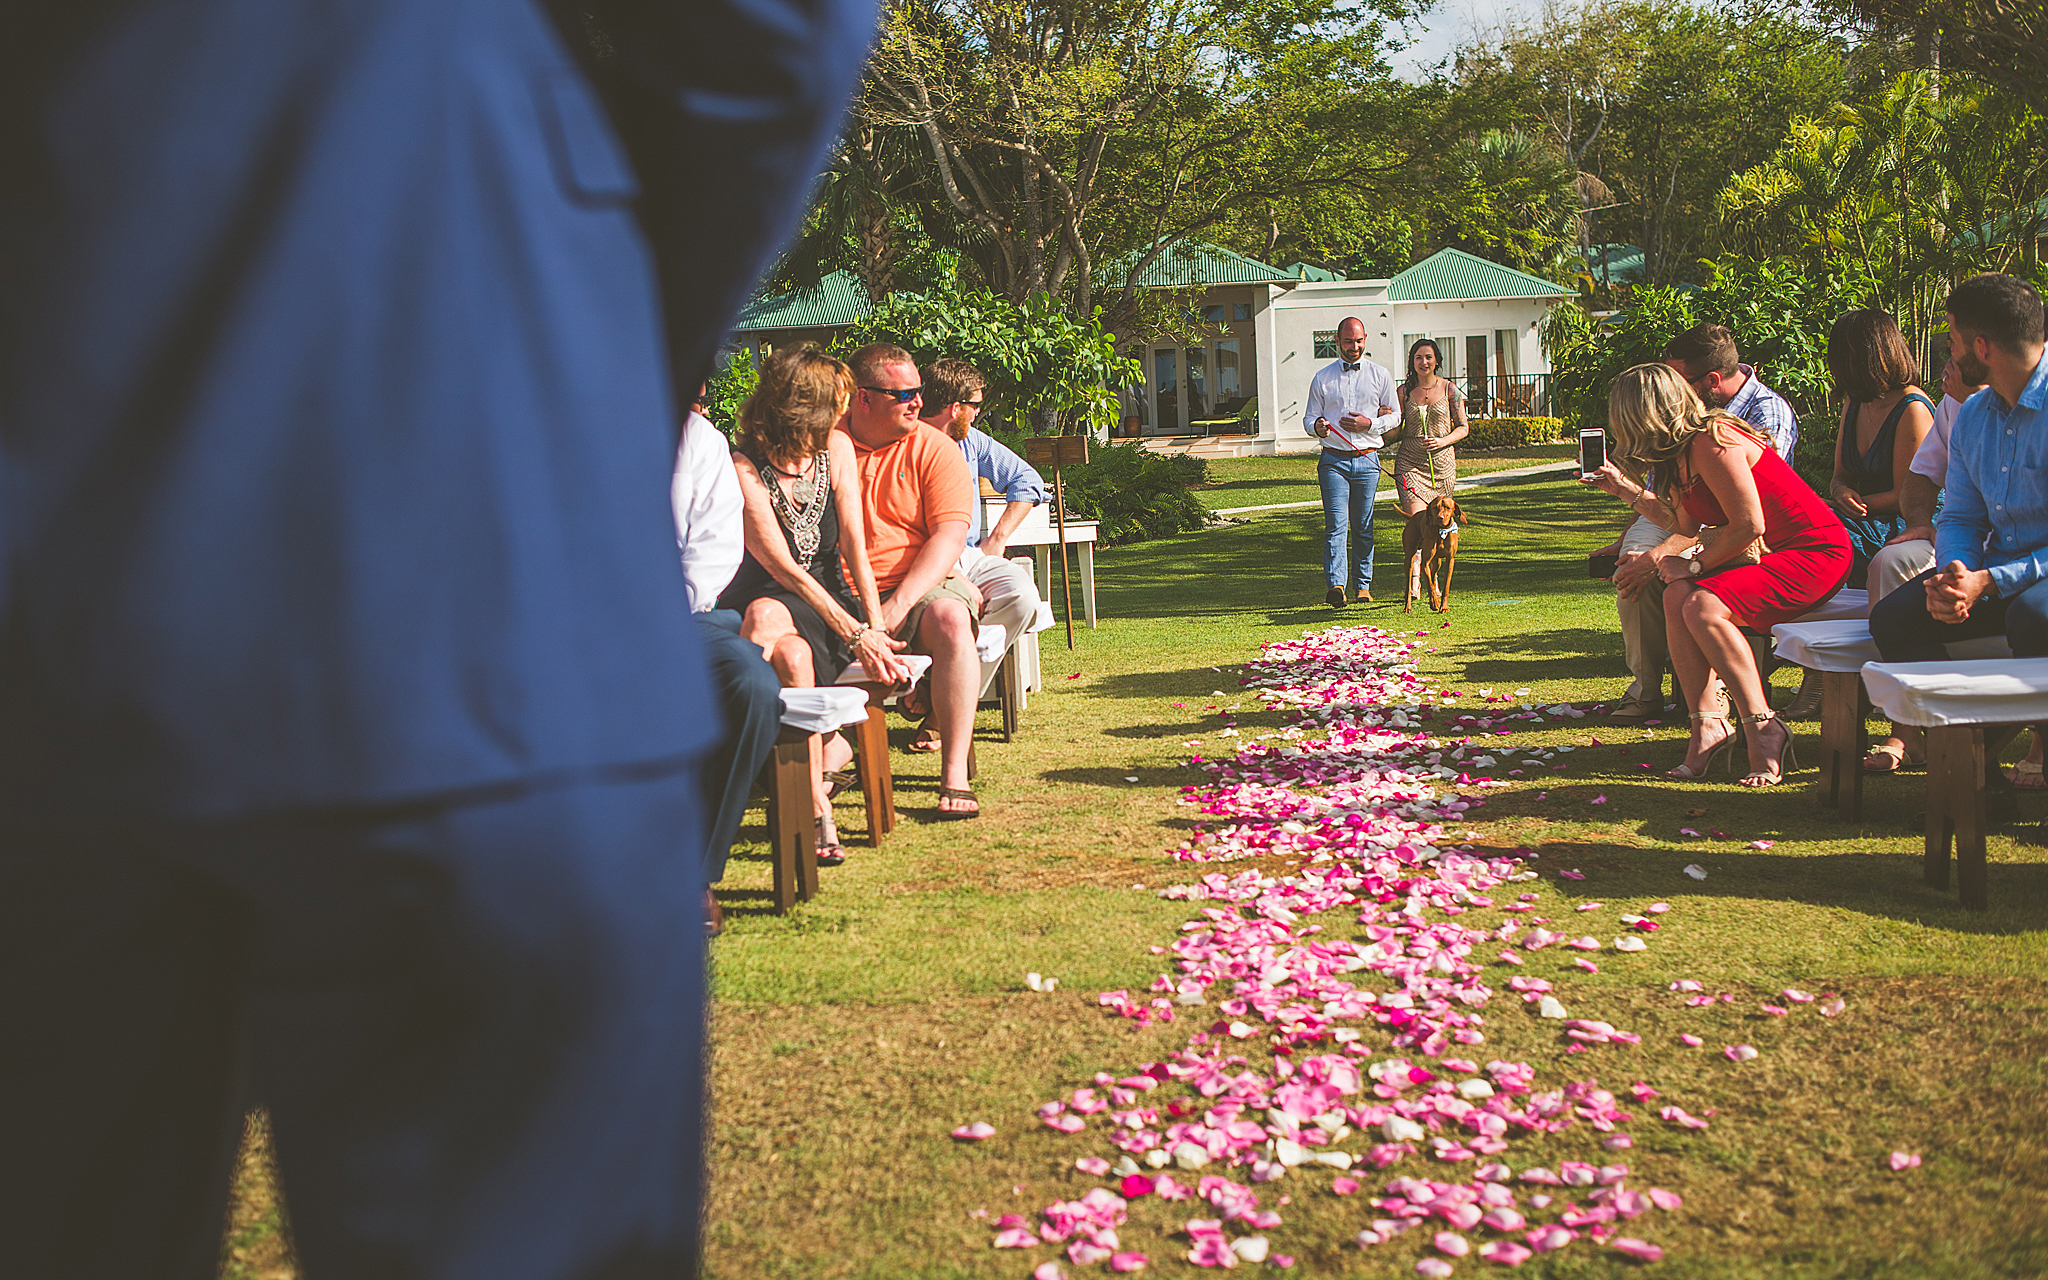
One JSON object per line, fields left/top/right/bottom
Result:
{"left": 1154, "top": 349, "right": 1180, "bottom": 434}
{"left": 1186, "top": 347, "right": 1209, "bottom": 422}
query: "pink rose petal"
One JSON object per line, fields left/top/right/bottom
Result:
{"left": 1526, "top": 1225, "right": 1576, "bottom": 1253}
{"left": 952, "top": 1121, "right": 996, "bottom": 1141}
{"left": 995, "top": 1228, "right": 1039, "bottom": 1248}
{"left": 1034, "top": 1263, "right": 1067, "bottom": 1280}
{"left": 1679, "top": 1034, "right": 1704, "bottom": 1047}
{"left": 1045, "top": 1113, "right": 1087, "bottom": 1133}
{"left": 1479, "top": 1240, "right": 1533, "bottom": 1265}
{"left": 1889, "top": 1151, "right": 1922, "bottom": 1171}
{"left": 1076, "top": 1156, "right": 1112, "bottom": 1176}
{"left": 1782, "top": 988, "right": 1815, "bottom": 1003}
{"left": 1648, "top": 1187, "right": 1683, "bottom": 1211}
{"left": 1434, "top": 1231, "right": 1471, "bottom": 1257}
{"left": 1611, "top": 1237, "right": 1664, "bottom": 1261}
{"left": 1110, "top": 1253, "right": 1149, "bottom": 1273}
{"left": 1747, "top": 839, "right": 1775, "bottom": 850}
{"left": 1723, "top": 1044, "right": 1759, "bottom": 1062}
{"left": 1332, "top": 1177, "right": 1360, "bottom": 1196}
{"left": 1660, "top": 1105, "right": 1709, "bottom": 1129}
{"left": 1820, "top": 998, "right": 1846, "bottom": 1017}
{"left": 1416, "top": 1260, "right": 1454, "bottom": 1279}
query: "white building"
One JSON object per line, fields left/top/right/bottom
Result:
{"left": 1109, "top": 246, "right": 1574, "bottom": 456}
{"left": 728, "top": 245, "right": 1574, "bottom": 457}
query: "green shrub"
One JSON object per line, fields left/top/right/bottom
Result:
{"left": 1051, "top": 440, "right": 1211, "bottom": 546}
{"left": 1464, "top": 417, "right": 1568, "bottom": 449}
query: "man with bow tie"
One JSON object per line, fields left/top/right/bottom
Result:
{"left": 1304, "top": 316, "right": 1401, "bottom": 606}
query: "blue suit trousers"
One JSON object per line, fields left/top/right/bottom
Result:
{"left": 0, "top": 768, "right": 708, "bottom": 1280}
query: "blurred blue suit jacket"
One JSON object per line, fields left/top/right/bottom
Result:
{"left": 0, "top": 0, "right": 872, "bottom": 817}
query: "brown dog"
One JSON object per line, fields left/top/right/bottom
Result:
{"left": 1402, "top": 496, "right": 1466, "bottom": 613}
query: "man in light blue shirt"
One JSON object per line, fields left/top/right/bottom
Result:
{"left": 918, "top": 359, "right": 1048, "bottom": 746}
{"left": 1873, "top": 273, "right": 2048, "bottom": 661}
{"left": 1303, "top": 317, "right": 1400, "bottom": 606}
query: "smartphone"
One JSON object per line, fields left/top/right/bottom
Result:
{"left": 1578, "top": 428, "right": 1606, "bottom": 478}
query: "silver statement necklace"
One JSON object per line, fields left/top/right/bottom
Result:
{"left": 753, "top": 449, "right": 830, "bottom": 561}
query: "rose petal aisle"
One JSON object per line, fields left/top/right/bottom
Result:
{"left": 969, "top": 624, "right": 1712, "bottom": 1275}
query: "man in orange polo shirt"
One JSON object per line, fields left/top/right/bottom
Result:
{"left": 842, "top": 343, "right": 984, "bottom": 819}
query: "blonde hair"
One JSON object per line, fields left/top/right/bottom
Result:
{"left": 738, "top": 347, "right": 853, "bottom": 462}
{"left": 1607, "top": 362, "right": 1767, "bottom": 505}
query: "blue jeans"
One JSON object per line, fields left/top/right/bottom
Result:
{"left": 1870, "top": 567, "right": 2048, "bottom": 661}
{"left": 1318, "top": 450, "right": 1381, "bottom": 591}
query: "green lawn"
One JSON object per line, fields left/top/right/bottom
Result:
{"left": 223, "top": 476, "right": 2048, "bottom": 1279}
{"left": 1196, "top": 444, "right": 1577, "bottom": 511}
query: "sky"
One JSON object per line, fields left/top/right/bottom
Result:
{"left": 1385, "top": 0, "right": 1548, "bottom": 81}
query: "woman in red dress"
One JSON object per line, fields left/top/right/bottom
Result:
{"left": 1586, "top": 364, "right": 1851, "bottom": 786}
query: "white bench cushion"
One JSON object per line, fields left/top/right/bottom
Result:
{"left": 777, "top": 686, "right": 874, "bottom": 733}
{"left": 834, "top": 652, "right": 934, "bottom": 686}
{"left": 1862, "top": 656, "right": 2048, "bottom": 727}
{"left": 1772, "top": 620, "right": 2009, "bottom": 673}
{"left": 1786, "top": 587, "right": 1869, "bottom": 623}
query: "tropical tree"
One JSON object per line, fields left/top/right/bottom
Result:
{"left": 849, "top": 0, "right": 1420, "bottom": 319}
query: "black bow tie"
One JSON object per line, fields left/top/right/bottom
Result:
{"left": 1342, "top": 362, "right": 1361, "bottom": 372}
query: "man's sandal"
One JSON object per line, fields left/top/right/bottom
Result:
{"left": 2009, "top": 760, "right": 2046, "bottom": 790}
{"left": 936, "top": 786, "right": 979, "bottom": 820}
{"left": 904, "top": 726, "right": 941, "bottom": 754}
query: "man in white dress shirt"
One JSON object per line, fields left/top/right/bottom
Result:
{"left": 672, "top": 400, "right": 782, "bottom": 929}
{"left": 1303, "top": 317, "right": 1401, "bottom": 605}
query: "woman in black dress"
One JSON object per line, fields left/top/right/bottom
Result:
{"left": 719, "top": 349, "right": 905, "bottom": 862}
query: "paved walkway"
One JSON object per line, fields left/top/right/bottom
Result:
{"left": 1210, "top": 460, "right": 1577, "bottom": 516}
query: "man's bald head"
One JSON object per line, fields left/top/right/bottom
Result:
{"left": 1336, "top": 317, "right": 1366, "bottom": 362}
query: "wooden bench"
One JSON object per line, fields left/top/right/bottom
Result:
{"left": 762, "top": 687, "right": 874, "bottom": 912}
{"left": 1861, "top": 656, "right": 2048, "bottom": 911}
{"left": 1771, "top": 620, "right": 2007, "bottom": 822}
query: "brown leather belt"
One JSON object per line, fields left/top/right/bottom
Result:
{"left": 1320, "top": 446, "right": 1377, "bottom": 458}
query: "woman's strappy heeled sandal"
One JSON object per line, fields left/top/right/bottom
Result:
{"left": 1739, "top": 712, "right": 1798, "bottom": 787}
{"left": 1667, "top": 712, "right": 1737, "bottom": 780}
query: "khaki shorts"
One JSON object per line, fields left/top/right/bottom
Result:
{"left": 885, "top": 577, "right": 982, "bottom": 649}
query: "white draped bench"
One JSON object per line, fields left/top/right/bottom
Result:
{"left": 1861, "top": 656, "right": 2048, "bottom": 911}
{"left": 1772, "top": 619, "right": 2009, "bottom": 822}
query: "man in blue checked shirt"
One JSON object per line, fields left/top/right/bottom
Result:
{"left": 1304, "top": 317, "right": 1401, "bottom": 606}
{"left": 918, "top": 358, "right": 1048, "bottom": 749}
{"left": 1873, "top": 273, "right": 2048, "bottom": 663}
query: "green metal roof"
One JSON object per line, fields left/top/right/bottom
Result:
{"left": 1386, "top": 248, "right": 1572, "bottom": 303}
{"left": 1098, "top": 241, "right": 1296, "bottom": 289}
{"left": 1286, "top": 262, "right": 1346, "bottom": 282}
{"left": 731, "top": 270, "right": 871, "bottom": 333}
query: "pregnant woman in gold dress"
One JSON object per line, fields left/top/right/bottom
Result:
{"left": 1392, "top": 338, "right": 1471, "bottom": 514}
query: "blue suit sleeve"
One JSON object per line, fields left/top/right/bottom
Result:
{"left": 549, "top": 0, "right": 878, "bottom": 396}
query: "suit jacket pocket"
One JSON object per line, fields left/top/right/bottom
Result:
{"left": 537, "top": 69, "right": 640, "bottom": 203}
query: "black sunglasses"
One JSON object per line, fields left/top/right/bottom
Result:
{"left": 957, "top": 398, "right": 985, "bottom": 410}
{"left": 862, "top": 385, "right": 923, "bottom": 403}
